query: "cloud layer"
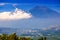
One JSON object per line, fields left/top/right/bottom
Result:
{"left": 0, "top": 8, "right": 32, "bottom": 20}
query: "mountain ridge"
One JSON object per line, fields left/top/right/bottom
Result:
{"left": 29, "top": 6, "right": 60, "bottom": 18}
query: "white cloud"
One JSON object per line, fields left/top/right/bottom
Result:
{"left": 0, "top": 8, "right": 32, "bottom": 20}
{"left": 0, "top": 3, "right": 5, "bottom": 6}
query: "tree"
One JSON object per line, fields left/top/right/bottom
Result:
{"left": 38, "top": 37, "right": 43, "bottom": 40}
{"left": 0, "top": 35, "right": 2, "bottom": 40}
{"left": 8, "top": 33, "right": 18, "bottom": 40}
{"left": 43, "top": 37, "right": 46, "bottom": 40}
{"left": 1, "top": 34, "right": 8, "bottom": 40}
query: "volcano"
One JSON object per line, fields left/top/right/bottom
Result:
{"left": 29, "top": 6, "right": 60, "bottom": 18}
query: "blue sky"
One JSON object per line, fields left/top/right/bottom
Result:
{"left": 0, "top": 0, "right": 60, "bottom": 4}
{"left": 0, "top": 3, "right": 60, "bottom": 12}
{"left": 0, "top": 0, "right": 60, "bottom": 29}
{"left": 0, "top": 0, "right": 60, "bottom": 12}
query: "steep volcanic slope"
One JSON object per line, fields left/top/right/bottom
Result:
{"left": 29, "top": 6, "right": 60, "bottom": 18}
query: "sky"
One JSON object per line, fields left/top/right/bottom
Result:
{"left": 0, "top": 0, "right": 60, "bottom": 3}
{"left": 0, "top": 0, "right": 60, "bottom": 29}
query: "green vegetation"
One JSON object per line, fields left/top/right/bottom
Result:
{"left": 0, "top": 33, "right": 60, "bottom": 40}
{"left": 0, "top": 33, "right": 46, "bottom": 40}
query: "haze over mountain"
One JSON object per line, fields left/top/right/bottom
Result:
{"left": 42, "top": 26, "right": 60, "bottom": 36}
{"left": 0, "top": 26, "right": 60, "bottom": 36}
{"left": 43, "top": 25, "right": 60, "bottom": 30}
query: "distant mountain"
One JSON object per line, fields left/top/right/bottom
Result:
{"left": 29, "top": 6, "right": 60, "bottom": 18}
{"left": 44, "top": 26, "right": 60, "bottom": 30}
{"left": 42, "top": 26, "right": 60, "bottom": 36}
{"left": 0, "top": 27, "right": 60, "bottom": 36}
{"left": 0, "top": 28, "right": 43, "bottom": 36}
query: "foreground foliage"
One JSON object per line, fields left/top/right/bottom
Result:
{"left": 0, "top": 33, "right": 46, "bottom": 40}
